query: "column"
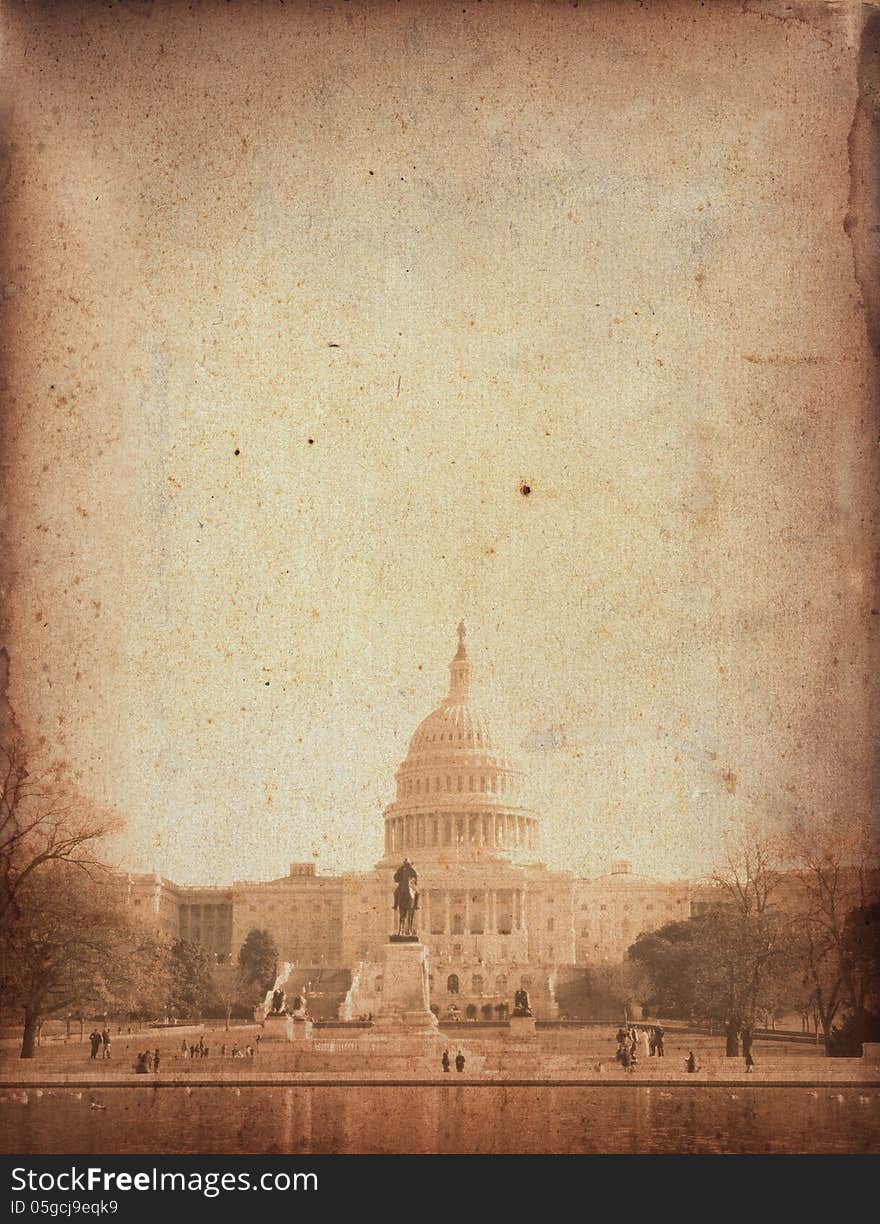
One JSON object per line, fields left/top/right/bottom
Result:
{"left": 444, "top": 892, "right": 451, "bottom": 935}
{"left": 464, "top": 891, "right": 471, "bottom": 934}
{"left": 423, "top": 890, "right": 431, "bottom": 936}
{"left": 489, "top": 890, "right": 497, "bottom": 933}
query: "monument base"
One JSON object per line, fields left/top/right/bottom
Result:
{"left": 508, "top": 1015, "right": 537, "bottom": 1038}
{"left": 375, "top": 939, "right": 438, "bottom": 1032}
{"left": 261, "top": 1013, "right": 313, "bottom": 1043}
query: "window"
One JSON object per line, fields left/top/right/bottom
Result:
{"left": 495, "top": 974, "right": 508, "bottom": 993}
{"left": 547, "top": 917, "right": 554, "bottom": 932}
{"left": 520, "top": 975, "right": 532, "bottom": 988}
{"left": 471, "top": 975, "right": 484, "bottom": 993}
{"left": 447, "top": 974, "right": 459, "bottom": 995}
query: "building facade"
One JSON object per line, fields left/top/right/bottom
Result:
{"left": 125, "top": 624, "right": 713, "bottom": 1017}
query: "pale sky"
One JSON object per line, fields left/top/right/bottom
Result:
{"left": 2, "top": 1, "right": 876, "bottom": 886}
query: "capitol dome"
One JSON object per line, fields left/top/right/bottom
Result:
{"left": 381, "top": 623, "right": 541, "bottom": 864}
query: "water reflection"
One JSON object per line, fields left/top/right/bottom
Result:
{"left": 1, "top": 1087, "right": 878, "bottom": 1155}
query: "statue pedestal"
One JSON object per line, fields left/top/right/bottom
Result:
{"left": 373, "top": 940, "right": 438, "bottom": 1034}
{"left": 262, "top": 1013, "right": 313, "bottom": 1043}
{"left": 509, "top": 1015, "right": 537, "bottom": 1038}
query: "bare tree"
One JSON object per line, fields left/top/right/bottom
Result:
{"left": 0, "top": 734, "right": 121, "bottom": 921}
{"left": 707, "top": 825, "right": 789, "bottom": 1055}
{"left": 0, "top": 860, "right": 132, "bottom": 1058}
{"left": 211, "top": 958, "right": 247, "bottom": 1030}
{"left": 711, "top": 823, "right": 782, "bottom": 917}
{"left": 785, "top": 819, "right": 880, "bottom": 1052}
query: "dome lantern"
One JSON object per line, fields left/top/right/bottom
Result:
{"left": 447, "top": 619, "right": 471, "bottom": 703}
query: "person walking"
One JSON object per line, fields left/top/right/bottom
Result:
{"left": 655, "top": 1025, "right": 665, "bottom": 1057}
{"left": 153, "top": 1048, "right": 161, "bottom": 1074}
{"left": 685, "top": 1050, "right": 696, "bottom": 1073}
{"left": 89, "top": 1030, "right": 101, "bottom": 1060}
{"left": 441, "top": 1049, "right": 450, "bottom": 1073}
{"left": 455, "top": 1050, "right": 465, "bottom": 1073}
{"left": 742, "top": 1028, "right": 754, "bottom": 1073}
{"left": 101, "top": 1028, "right": 111, "bottom": 1060}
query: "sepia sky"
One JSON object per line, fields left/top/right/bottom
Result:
{"left": 1, "top": 0, "right": 877, "bottom": 886}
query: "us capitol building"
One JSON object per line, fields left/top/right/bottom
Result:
{"left": 124, "top": 624, "right": 710, "bottom": 1018}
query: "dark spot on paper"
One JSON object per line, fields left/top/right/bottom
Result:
{"left": 520, "top": 482, "right": 531, "bottom": 497}
{"left": 234, "top": 449, "right": 240, "bottom": 456}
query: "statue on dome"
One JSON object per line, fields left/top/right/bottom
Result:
{"left": 392, "top": 858, "right": 419, "bottom": 938}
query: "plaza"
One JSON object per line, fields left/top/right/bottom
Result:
{"left": 121, "top": 624, "right": 712, "bottom": 1022}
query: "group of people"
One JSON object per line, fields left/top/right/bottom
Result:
{"left": 181, "top": 1037, "right": 212, "bottom": 1060}
{"left": 441, "top": 1049, "right": 466, "bottom": 1073}
{"left": 134, "top": 1048, "right": 161, "bottom": 1074}
{"left": 88, "top": 1029, "right": 111, "bottom": 1060}
{"left": 224, "top": 1041, "right": 259, "bottom": 1059}
{"left": 614, "top": 1023, "right": 665, "bottom": 1070}
{"left": 179, "top": 1035, "right": 263, "bottom": 1060}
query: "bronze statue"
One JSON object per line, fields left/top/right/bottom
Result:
{"left": 392, "top": 858, "right": 419, "bottom": 938}
{"left": 513, "top": 987, "right": 532, "bottom": 1017}
{"left": 271, "top": 988, "right": 285, "bottom": 1015}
